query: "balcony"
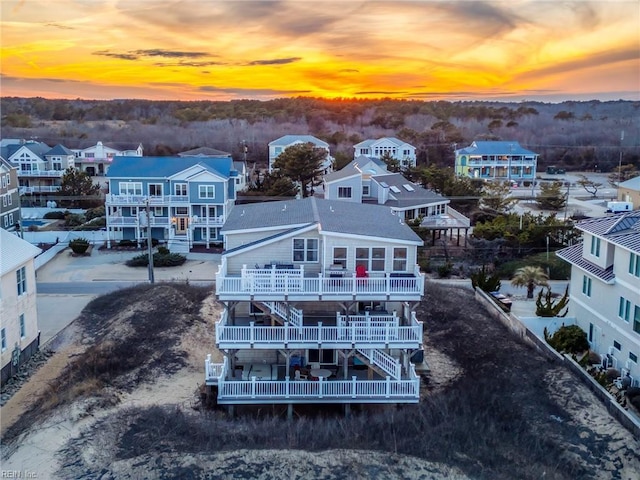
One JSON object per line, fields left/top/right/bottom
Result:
{"left": 18, "top": 170, "right": 64, "bottom": 177}
{"left": 215, "top": 310, "right": 422, "bottom": 350}
{"left": 205, "top": 355, "right": 420, "bottom": 404}
{"left": 192, "top": 216, "right": 225, "bottom": 227}
{"left": 107, "top": 216, "right": 170, "bottom": 227}
{"left": 106, "top": 194, "right": 190, "bottom": 205}
{"left": 216, "top": 264, "right": 425, "bottom": 302}
{"left": 19, "top": 186, "right": 60, "bottom": 194}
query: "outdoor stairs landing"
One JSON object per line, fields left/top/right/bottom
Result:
{"left": 168, "top": 239, "right": 189, "bottom": 254}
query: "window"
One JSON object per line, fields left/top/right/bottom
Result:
{"left": 1, "top": 175, "right": 6, "bottom": 187}
{"left": 119, "top": 182, "right": 142, "bottom": 196}
{"left": 337, "top": 187, "right": 352, "bottom": 198}
{"left": 19, "top": 314, "right": 25, "bottom": 338}
{"left": 52, "top": 162, "right": 62, "bottom": 171}
{"left": 85, "top": 152, "right": 95, "bottom": 158}
{"left": 630, "top": 253, "right": 640, "bottom": 278}
{"left": 393, "top": 247, "right": 407, "bottom": 271}
{"left": 16, "top": 266, "right": 26, "bottom": 295}
{"left": 590, "top": 236, "right": 601, "bottom": 257}
{"left": 153, "top": 207, "right": 163, "bottom": 217}
{"left": 2, "top": 195, "right": 6, "bottom": 207}
{"left": 130, "top": 207, "right": 138, "bottom": 217}
{"left": 613, "top": 340, "right": 621, "bottom": 351}
{"left": 8, "top": 213, "right": 13, "bottom": 225}
{"left": 619, "top": 297, "right": 631, "bottom": 322}
{"left": 356, "top": 247, "right": 385, "bottom": 271}
{"left": 3, "top": 216, "right": 8, "bottom": 228}
{"left": 1, "top": 328, "right": 6, "bottom": 351}
{"left": 199, "top": 185, "right": 215, "bottom": 198}
{"left": 293, "top": 238, "right": 318, "bottom": 262}
{"left": 175, "top": 183, "right": 187, "bottom": 196}
{"left": 581, "top": 275, "right": 591, "bottom": 297}
{"left": 8, "top": 194, "right": 11, "bottom": 205}
{"left": 362, "top": 185, "right": 370, "bottom": 196}
{"left": 148, "top": 183, "right": 163, "bottom": 196}
{"left": 630, "top": 352, "right": 638, "bottom": 363}
{"left": 175, "top": 207, "right": 188, "bottom": 215}
{"left": 634, "top": 306, "right": 640, "bottom": 335}
{"left": 332, "top": 247, "right": 347, "bottom": 267}
{"left": 6, "top": 174, "right": 9, "bottom": 185}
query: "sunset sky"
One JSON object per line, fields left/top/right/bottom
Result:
{"left": 1, "top": 0, "right": 639, "bottom": 102}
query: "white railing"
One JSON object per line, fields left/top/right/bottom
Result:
{"left": 106, "top": 194, "right": 190, "bottom": 205}
{"left": 356, "top": 348, "right": 401, "bottom": 380}
{"left": 107, "top": 216, "right": 170, "bottom": 226}
{"left": 18, "top": 170, "right": 64, "bottom": 177}
{"left": 215, "top": 312, "right": 422, "bottom": 349}
{"left": 205, "top": 354, "right": 228, "bottom": 382}
{"left": 262, "top": 301, "right": 303, "bottom": 328}
{"left": 19, "top": 186, "right": 61, "bottom": 194}
{"left": 217, "top": 264, "right": 424, "bottom": 299}
{"left": 214, "top": 374, "right": 420, "bottom": 403}
{"left": 192, "top": 216, "right": 225, "bottom": 227}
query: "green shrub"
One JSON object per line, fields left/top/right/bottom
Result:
{"left": 545, "top": 325, "right": 589, "bottom": 354}
{"left": 69, "top": 238, "right": 90, "bottom": 254}
{"left": 44, "top": 210, "right": 68, "bottom": 220}
{"left": 470, "top": 265, "right": 502, "bottom": 292}
{"left": 535, "top": 286, "right": 569, "bottom": 317}
{"left": 65, "top": 213, "right": 86, "bottom": 227}
{"left": 437, "top": 263, "right": 453, "bottom": 278}
{"left": 495, "top": 252, "right": 571, "bottom": 280}
{"left": 118, "top": 239, "right": 138, "bottom": 247}
{"left": 126, "top": 252, "right": 186, "bottom": 267}
{"left": 157, "top": 246, "right": 170, "bottom": 255}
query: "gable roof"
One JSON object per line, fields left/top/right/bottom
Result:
{"left": 45, "top": 144, "right": 74, "bottom": 156}
{"left": 372, "top": 174, "right": 447, "bottom": 208}
{"left": 0, "top": 229, "right": 42, "bottom": 275}
{"left": 222, "top": 197, "right": 422, "bottom": 244}
{"left": 324, "top": 156, "right": 388, "bottom": 183}
{"left": 457, "top": 141, "right": 537, "bottom": 156}
{"left": 71, "top": 141, "right": 142, "bottom": 151}
{"left": 619, "top": 175, "right": 640, "bottom": 191}
{"left": 354, "top": 137, "right": 411, "bottom": 148}
{"left": 178, "top": 147, "right": 231, "bottom": 157}
{"left": 107, "top": 156, "right": 233, "bottom": 179}
{"left": 269, "top": 135, "right": 329, "bottom": 148}
{"left": 556, "top": 243, "right": 615, "bottom": 283}
{"left": 575, "top": 211, "right": 640, "bottom": 254}
{"left": 2, "top": 141, "right": 51, "bottom": 161}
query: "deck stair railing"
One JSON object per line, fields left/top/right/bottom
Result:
{"left": 355, "top": 348, "right": 401, "bottom": 380}
{"left": 262, "top": 301, "right": 303, "bottom": 328}
{"left": 205, "top": 354, "right": 227, "bottom": 383}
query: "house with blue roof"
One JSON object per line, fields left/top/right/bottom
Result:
{"left": 105, "top": 155, "right": 238, "bottom": 251}
{"left": 268, "top": 135, "right": 334, "bottom": 174}
{"left": 454, "top": 141, "right": 538, "bottom": 184}
{"left": 206, "top": 196, "right": 426, "bottom": 411}
{"left": 353, "top": 137, "right": 416, "bottom": 168}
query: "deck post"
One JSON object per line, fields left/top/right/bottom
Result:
{"left": 352, "top": 376, "right": 357, "bottom": 398}
{"left": 319, "top": 377, "right": 324, "bottom": 398}
{"left": 385, "top": 376, "right": 391, "bottom": 398}
{"left": 344, "top": 403, "right": 351, "bottom": 417}
{"left": 288, "top": 403, "right": 293, "bottom": 420}
{"left": 285, "top": 376, "right": 290, "bottom": 399}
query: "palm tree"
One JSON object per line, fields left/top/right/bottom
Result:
{"left": 510, "top": 266, "right": 549, "bottom": 299}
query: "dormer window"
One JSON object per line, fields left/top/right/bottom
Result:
{"left": 590, "top": 237, "right": 600, "bottom": 257}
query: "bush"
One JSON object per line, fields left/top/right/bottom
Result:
{"left": 157, "top": 246, "right": 170, "bottom": 255}
{"left": 44, "top": 210, "right": 68, "bottom": 220}
{"left": 545, "top": 325, "right": 589, "bottom": 354}
{"left": 118, "top": 239, "right": 138, "bottom": 248}
{"left": 495, "top": 252, "right": 571, "bottom": 280}
{"left": 69, "top": 238, "right": 90, "bottom": 254}
{"left": 437, "top": 263, "right": 453, "bottom": 278}
{"left": 65, "top": 213, "right": 86, "bottom": 227}
{"left": 85, "top": 206, "right": 105, "bottom": 221}
{"left": 470, "top": 265, "right": 501, "bottom": 292}
{"left": 126, "top": 252, "right": 187, "bottom": 267}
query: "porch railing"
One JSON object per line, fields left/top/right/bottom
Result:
{"left": 262, "top": 301, "right": 303, "bottom": 328}
{"left": 356, "top": 348, "right": 401, "bottom": 380}
{"left": 215, "top": 311, "right": 422, "bottom": 348}
{"left": 106, "top": 194, "right": 190, "bottom": 205}
{"left": 216, "top": 264, "right": 424, "bottom": 298}
{"left": 205, "top": 354, "right": 227, "bottom": 382}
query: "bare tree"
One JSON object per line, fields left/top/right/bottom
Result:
{"left": 576, "top": 175, "right": 603, "bottom": 198}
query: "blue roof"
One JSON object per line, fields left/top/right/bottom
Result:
{"left": 46, "top": 144, "right": 74, "bottom": 156}
{"left": 457, "top": 141, "right": 537, "bottom": 156}
{"left": 107, "top": 156, "right": 234, "bottom": 178}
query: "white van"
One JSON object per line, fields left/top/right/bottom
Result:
{"left": 606, "top": 201, "right": 633, "bottom": 213}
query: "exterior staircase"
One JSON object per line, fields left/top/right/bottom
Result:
{"left": 253, "top": 301, "right": 303, "bottom": 328}
{"left": 355, "top": 348, "right": 401, "bottom": 380}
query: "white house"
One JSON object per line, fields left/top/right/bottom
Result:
{"left": 324, "top": 157, "right": 471, "bottom": 244}
{"left": 268, "top": 135, "right": 333, "bottom": 174}
{"left": 353, "top": 138, "right": 417, "bottom": 169}
{"left": 206, "top": 197, "right": 426, "bottom": 412}
{"left": 557, "top": 212, "right": 640, "bottom": 385}
{"left": 1, "top": 229, "right": 41, "bottom": 385}
{"left": 72, "top": 141, "right": 143, "bottom": 176}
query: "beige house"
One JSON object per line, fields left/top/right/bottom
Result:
{"left": 617, "top": 176, "right": 640, "bottom": 209}
{"left": 0, "top": 229, "right": 41, "bottom": 385}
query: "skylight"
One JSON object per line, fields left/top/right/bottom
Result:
{"left": 403, "top": 184, "right": 415, "bottom": 191}
{"left": 390, "top": 186, "right": 401, "bottom": 193}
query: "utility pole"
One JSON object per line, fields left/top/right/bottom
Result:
{"left": 145, "top": 198, "right": 155, "bottom": 284}
{"left": 564, "top": 182, "right": 570, "bottom": 220}
{"left": 618, "top": 130, "right": 624, "bottom": 186}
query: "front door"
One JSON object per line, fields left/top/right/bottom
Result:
{"left": 176, "top": 217, "right": 188, "bottom": 235}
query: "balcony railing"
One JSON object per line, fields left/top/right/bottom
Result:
{"left": 205, "top": 355, "right": 420, "bottom": 404}
{"left": 215, "top": 310, "right": 422, "bottom": 349}
{"left": 18, "top": 170, "right": 64, "bottom": 177}
{"left": 106, "top": 194, "right": 190, "bottom": 205}
{"left": 107, "top": 216, "right": 171, "bottom": 226}
{"left": 19, "top": 186, "right": 60, "bottom": 194}
{"left": 216, "top": 264, "right": 424, "bottom": 301}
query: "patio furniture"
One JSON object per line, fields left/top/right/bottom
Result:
{"left": 310, "top": 368, "right": 332, "bottom": 379}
